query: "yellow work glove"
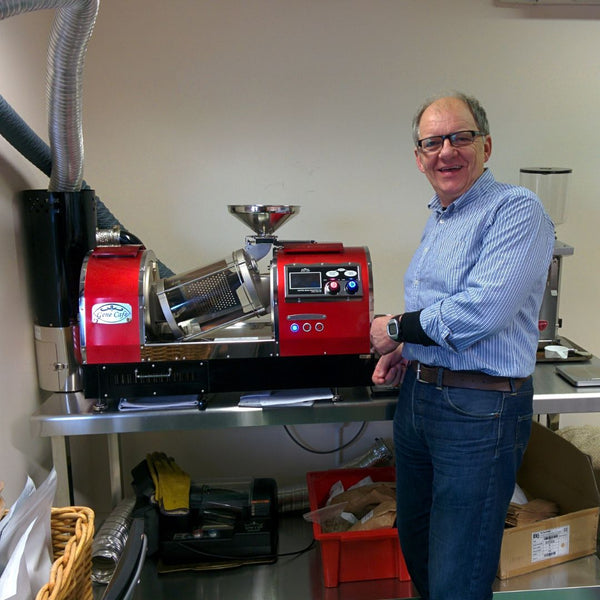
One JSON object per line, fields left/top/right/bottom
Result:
{"left": 146, "top": 452, "right": 191, "bottom": 515}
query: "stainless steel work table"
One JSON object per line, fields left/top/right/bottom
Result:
{"left": 31, "top": 360, "right": 600, "bottom": 507}
{"left": 32, "top": 359, "right": 600, "bottom": 599}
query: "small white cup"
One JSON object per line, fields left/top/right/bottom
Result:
{"left": 544, "top": 345, "right": 569, "bottom": 359}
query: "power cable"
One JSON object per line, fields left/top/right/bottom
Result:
{"left": 283, "top": 422, "right": 367, "bottom": 454}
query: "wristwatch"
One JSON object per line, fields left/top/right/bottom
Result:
{"left": 386, "top": 314, "right": 403, "bottom": 342}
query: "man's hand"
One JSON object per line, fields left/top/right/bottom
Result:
{"left": 372, "top": 345, "right": 408, "bottom": 386}
{"left": 370, "top": 314, "right": 400, "bottom": 356}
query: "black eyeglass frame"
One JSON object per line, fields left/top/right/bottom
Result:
{"left": 416, "top": 130, "right": 487, "bottom": 153}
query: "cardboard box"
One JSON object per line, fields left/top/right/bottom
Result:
{"left": 497, "top": 421, "right": 600, "bottom": 579}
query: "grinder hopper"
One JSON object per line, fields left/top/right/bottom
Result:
{"left": 228, "top": 204, "right": 300, "bottom": 237}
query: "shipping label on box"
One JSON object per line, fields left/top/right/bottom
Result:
{"left": 531, "top": 524, "right": 569, "bottom": 563}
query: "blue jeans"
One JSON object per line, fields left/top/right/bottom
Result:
{"left": 393, "top": 367, "right": 533, "bottom": 600}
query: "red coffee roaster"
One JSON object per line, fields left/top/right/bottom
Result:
{"left": 68, "top": 205, "right": 374, "bottom": 408}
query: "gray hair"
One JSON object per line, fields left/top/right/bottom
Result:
{"left": 411, "top": 92, "right": 490, "bottom": 145}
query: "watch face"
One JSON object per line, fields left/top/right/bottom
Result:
{"left": 387, "top": 318, "right": 399, "bottom": 340}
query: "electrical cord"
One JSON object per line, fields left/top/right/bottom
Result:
{"left": 283, "top": 422, "right": 367, "bottom": 454}
{"left": 170, "top": 536, "right": 315, "bottom": 563}
{"left": 277, "top": 537, "right": 315, "bottom": 558}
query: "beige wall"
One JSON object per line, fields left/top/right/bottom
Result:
{"left": 0, "top": 10, "right": 54, "bottom": 505}
{"left": 1, "top": 0, "right": 599, "bottom": 511}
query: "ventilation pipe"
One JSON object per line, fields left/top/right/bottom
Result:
{"left": 2, "top": 1, "right": 172, "bottom": 391}
{"left": 1, "top": 0, "right": 99, "bottom": 191}
{"left": 2, "top": 1, "right": 99, "bottom": 391}
{"left": 0, "top": 5, "right": 172, "bottom": 273}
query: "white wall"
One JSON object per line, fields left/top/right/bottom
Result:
{"left": 1, "top": 0, "right": 599, "bottom": 512}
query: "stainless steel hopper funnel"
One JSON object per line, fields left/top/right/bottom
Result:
{"left": 228, "top": 205, "right": 300, "bottom": 237}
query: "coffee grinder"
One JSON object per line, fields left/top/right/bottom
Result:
{"left": 519, "top": 168, "right": 577, "bottom": 353}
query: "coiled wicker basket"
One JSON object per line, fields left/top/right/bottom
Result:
{"left": 35, "top": 506, "right": 95, "bottom": 600}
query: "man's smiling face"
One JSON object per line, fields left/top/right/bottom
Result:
{"left": 415, "top": 97, "right": 492, "bottom": 207}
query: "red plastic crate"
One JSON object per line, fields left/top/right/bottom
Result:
{"left": 306, "top": 467, "right": 410, "bottom": 587}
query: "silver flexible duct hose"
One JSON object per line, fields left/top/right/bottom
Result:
{"left": 1, "top": 2, "right": 174, "bottom": 276}
{"left": 0, "top": 0, "right": 99, "bottom": 191}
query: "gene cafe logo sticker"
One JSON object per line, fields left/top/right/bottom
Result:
{"left": 92, "top": 303, "right": 133, "bottom": 324}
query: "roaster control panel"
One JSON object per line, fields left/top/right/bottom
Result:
{"left": 284, "top": 263, "right": 363, "bottom": 299}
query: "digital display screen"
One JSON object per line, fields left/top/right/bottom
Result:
{"left": 289, "top": 271, "right": 322, "bottom": 290}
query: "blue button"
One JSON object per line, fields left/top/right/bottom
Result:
{"left": 346, "top": 280, "right": 359, "bottom": 294}
{"left": 290, "top": 323, "right": 300, "bottom": 333}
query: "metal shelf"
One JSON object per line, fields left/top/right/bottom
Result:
{"left": 32, "top": 361, "right": 600, "bottom": 440}
{"left": 31, "top": 386, "right": 396, "bottom": 437}
{"left": 31, "top": 360, "right": 600, "bottom": 507}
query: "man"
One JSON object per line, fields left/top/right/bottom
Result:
{"left": 370, "top": 92, "right": 554, "bottom": 600}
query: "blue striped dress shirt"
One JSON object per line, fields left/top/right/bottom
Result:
{"left": 402, "top": 169, "right": 555, "bottom": 378}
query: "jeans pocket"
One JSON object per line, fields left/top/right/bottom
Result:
{"left": 442, "top": 386, "right": 503, "bottom": 418}
{"left": 515, "top": 413, "right": 533, "bottom": 452}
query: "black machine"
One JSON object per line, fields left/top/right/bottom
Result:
{"left": 158, "top": 478, "right": 278, "bottom": 567}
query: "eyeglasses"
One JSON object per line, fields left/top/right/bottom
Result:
{"left": 417, "top": 130, "right": 487, "bottom": 154}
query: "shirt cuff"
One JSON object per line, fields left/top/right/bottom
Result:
{"left": 401, "top": 310, "right": 439, "bottom": 347}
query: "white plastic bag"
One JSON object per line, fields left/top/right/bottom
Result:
{"left": 0, "top": 469, "right": 57, "bottom": 600}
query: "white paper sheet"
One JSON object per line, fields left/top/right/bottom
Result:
{"left": 238, "top": 388, "right": 334, "bottom": 408}
{"left": 118, "top": 395, "right": 199, "bottom": 411}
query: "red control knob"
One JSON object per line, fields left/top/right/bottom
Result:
{"left": 326, "top": 280, "right": 341, "bottom": 295}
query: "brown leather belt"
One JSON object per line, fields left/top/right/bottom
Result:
{"left": 410, "top": 361, "right": 527, "bottom": 392}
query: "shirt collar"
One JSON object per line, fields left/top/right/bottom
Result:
{"left": 427, "top": 169, "right": 495, "bottom": 215}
